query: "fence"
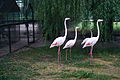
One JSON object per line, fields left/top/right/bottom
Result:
{"left": 0, "top": 20, "right": 40, "bottom": 56}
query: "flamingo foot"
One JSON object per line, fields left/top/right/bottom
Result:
{"left": 58, "top": 63, "right": 64, "bottom": 66}
{"left": 60, "top": 63, "right": 64, "bottom": 66}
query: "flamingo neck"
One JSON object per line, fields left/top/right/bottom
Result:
{"left": 97, "top": 21, "right": 100, "bottom": 38}
{"left": 64, "top": 20, "right": 67, "bottom": 38}
{"left": 90, "top": 30, "right": 93, "bottom": 38}
{"left": 74, "top": 28, "right": 78, "bottom": 41}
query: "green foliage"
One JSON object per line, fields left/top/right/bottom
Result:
{"left": 113, "top": 22, "right": 120, "bottom": 31}
{"left": 91, "top": 0, "right": 120, "bottom": 41}
{"left": 25, "top": 0, "right": 120, "bottom": 41}
{"left": 34, "top": 0, "right": 84, "bottom": 40}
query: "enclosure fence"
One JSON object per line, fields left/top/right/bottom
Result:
{"left": 0, "top": 20, "right": 41, "bottom": 56}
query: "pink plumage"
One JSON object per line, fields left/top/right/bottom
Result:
{"left": 81, "top": 19, "right": 103, "bottom": 58}
{"left": 81, "top": 30, "right": 93, "bottom": 45}
{"left": 63, "top": 27, "right": 79, "bottom": 60}
{"left": 50, "top": 37, "right": 66, "bottom": 48}
{"left": 50, "top": 18, "right": 70, "bottom": 62}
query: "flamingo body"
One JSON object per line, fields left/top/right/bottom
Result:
{"left": 63, "top": 40, "right": 75, "bottom": 49}
{"left": 50, "top": 37, "right": 65, "bottom": 48}
{"left": 82, "top": 37, "right": 98, "bottom": 48}
{"left": 81, "top": 30, "right": 93, "bottom": 45}
{"left": 81, "top": 38, "right": 90, "bottom": 45}
{"left": 63, "top": 27, "right": 79, "bottom": 49}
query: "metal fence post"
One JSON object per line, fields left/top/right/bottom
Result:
{"left": 32, "top": 21, "right": 35, "bottom": 43}
{"left": 30, "top": 3, "right": 35, "bottom": 43}
{"left": 26, "top": 23, "right": 29, "bottom": 45}
{"left": 8, "top": 26, "right": 12, "bottom": 53}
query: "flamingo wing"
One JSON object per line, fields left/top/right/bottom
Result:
{"left": 63, "top": 40, "right": 75, "bottom": 49}
{"left": 81, "top": 38, "right": 90, "bottom": 45}
{"left": 82, "top": 37, "right": 98, "bottom": 48}
{"left": 50, "top": 37, "right": 65, "bottom": 48}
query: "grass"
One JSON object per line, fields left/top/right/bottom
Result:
{"left": 58, "top": 70, "right": 117, "bottom": 80}
{"left": 0, "top": 46, "right": 120, "bottom": 80}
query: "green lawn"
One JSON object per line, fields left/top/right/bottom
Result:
{"left": 0, "top": 46, "right": 120, "bottom": 80}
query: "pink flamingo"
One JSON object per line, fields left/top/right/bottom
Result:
{"left": 81, "top": 19, "right": 103, "bottom": 58}
{"left": 81, "top": 19, "right": 94, "bottom": 45}
{"left": 81, "top": 29, "right": 93, "bottom": 45}
{"left": 63, "top": 27, "right": 79, "bottom": 60}
{"left": 50, "top": 18, "right": 70, "bottom": 62}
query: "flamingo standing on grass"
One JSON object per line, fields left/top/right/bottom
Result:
{"left": 50, "top": 18, "right": 70, "bottom": 62}
{"left": 81, "top": 19, "right": 103, "bottom": 58}
{"left": 63, "top": 27, "right": 80, "bottom": 60}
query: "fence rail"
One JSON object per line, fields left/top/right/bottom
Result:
{"left": 0, "top": 20, "right": 40, "bottom": 56}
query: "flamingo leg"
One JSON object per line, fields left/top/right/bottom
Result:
{"left": 70, "top": 48, "right": 72, "bottom": 58}
{"left": 66, "top": 49, "right": 68, "bottom": 60}
{"left": 89, "top": 46, "right": 94, "bottom": 64}
{"left": 90, "top": 46, "right": 93, "bottom": 58}
{"left": 59, "top": 47, "right": 61, "bottom": 62}
{"left": 58, "top": 46, "right": 61, "bottom": 63}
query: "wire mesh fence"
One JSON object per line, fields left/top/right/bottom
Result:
{"left": 0, "top": 21, "right": 41, "bottom": 56}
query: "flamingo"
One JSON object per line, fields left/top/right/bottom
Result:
{"left": 50, "top": 18, "right": 70, "bottom": 62}
{"left": 81, "top": 29, "right": 93, "bottom": 45}
{"left": 81, "top": 19, "right": 94, "bottom": 45}
{"left": 82, "top": 19, "right": 103, "bottom": 58}
{"left": 63, "top": 27, "right": 79, "bottom": 60}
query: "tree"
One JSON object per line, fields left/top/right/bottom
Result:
{"left": 91, "top": 0, "right": 120, "bottom": 41}
{"left": 33, "top": 0, "right": 120, "bottom": 41}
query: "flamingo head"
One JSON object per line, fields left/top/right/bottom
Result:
{"left": 89, "top": 19, "right": 94, "bottom": 21}
{"left": 65, "top": 18, "right": 70, "bottom": 21}
{"left": 76, "top": 27, "right": 80, "bottom": 29}
{"left": 50, "top": 42, "right": 58, "bottom": 48}
{"left": 98, "top": 19, "right": 103, "bottom": 22}
{"left": 50, "top": 44, "right": 54, "bottom": 48}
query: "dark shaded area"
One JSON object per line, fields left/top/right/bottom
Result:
{"left": 0, "top": 0, "right": 41, "bottom": 55}
{"left": 0, "top": 0, "right": 20, "bottom": 12}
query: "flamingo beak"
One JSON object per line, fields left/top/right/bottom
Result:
{"left": 50, "top": 44, "right": 54, "bottom": 48}
{"left": 65, "top": 18, "right": 71, "bottom": 21}
{"left": 50, "top": 45, "right": 52, "bottom": 48}
{"left": 89, "top": 19, "right": 94, "bottom": 21}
